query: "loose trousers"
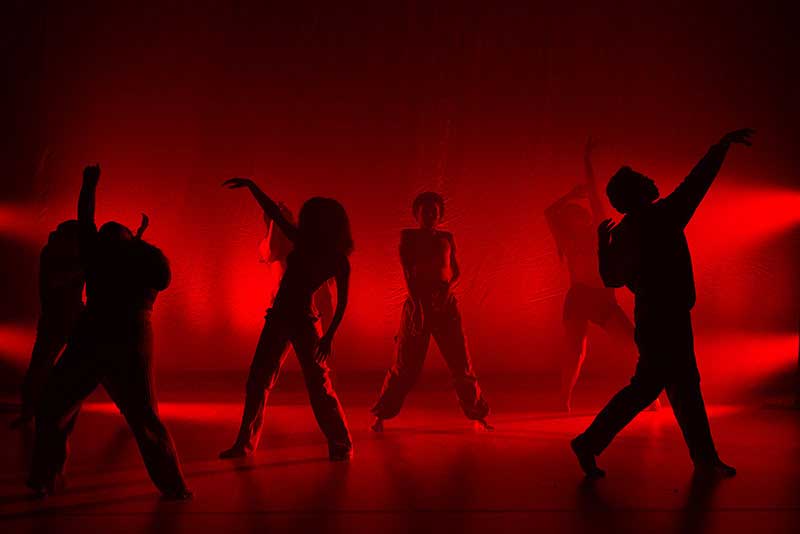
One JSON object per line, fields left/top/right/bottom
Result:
{"left": 232, "top": 311, "right": 352, "bottom": 454}
{"left": 577, "top": 310, "right": 719, "bottom": 464}
{"left": 372, "top": 294, "right": 489, "bottom": 421}
{"left": 29, "top": 312, "right": 188, "bottom": 495}
{"left": 21, "top": 306, "right": 83, "bottom": 417}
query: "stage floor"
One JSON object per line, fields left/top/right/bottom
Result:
{"left": 0, "top": 387, "right": 798, "bottom": 533}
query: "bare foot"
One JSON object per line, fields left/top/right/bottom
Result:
{"left": 370, "top": 417, "right": 384, "bottom": 433}
{"left": 475, "top": 418, "right": 495, "bottom": 431}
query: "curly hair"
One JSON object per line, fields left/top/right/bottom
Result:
{"left": 412, "top": 191, "right": 445, "bottom": 219}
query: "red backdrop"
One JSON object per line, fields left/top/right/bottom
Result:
{"left": 2, "top": 2, "right": 798, "bottom": 395}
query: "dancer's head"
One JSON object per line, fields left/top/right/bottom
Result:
{"left": 606, "top": 166, "right": 659, "bottom": 214}
{"left": 48, "top": 220, "right": 80, "bottom": 253}
{"left": 98, "top": 221, "right": 134, "bottom": 243}
{"left": 297, "top": 197, "right": 354, "bottom": 257}
{"left": 412, "top": 192, "right": 444, "bottom": 230}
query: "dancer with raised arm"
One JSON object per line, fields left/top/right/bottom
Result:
{"left": 545, "top": 137, "right": 659, "bottom": 413}
{"left": 371, "top": 192, "right": 491, "bottom": 432}
{"left": 28, "top": 165, "right": 190, "bottom": 499}
{"left": 571, "top": 129, "right": 754, "bottom": 478}
{"left": 220, "top": 178, "right": 353, "bottom": 461}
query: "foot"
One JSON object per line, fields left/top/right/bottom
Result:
{"left": 219, "top": 445, "right": 250, "bottom": 459}
{"left": 694, "top": 458, "right": 736, "bottom": 478}
{"left": 162, "top": 487, "right": 194, "bottom": 501}
{"left": 370, "top": 417, "right": 384, "bottom": 433}
{"left": 571, "top": 437, "right": 605, "bottom": 478}
{"left": 328, "top": 444, "right": 353, "bottom": 462}
{"left": 474, "top": 418, "right": 495, "bottom": 431}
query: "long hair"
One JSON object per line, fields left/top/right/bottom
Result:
{"left": 297, "top": 197, "right": 354, "bottom": 258}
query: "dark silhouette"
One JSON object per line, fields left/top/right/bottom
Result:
{"left": 571, "top": 129, "right": 754, "bottom": 478}
{"left": 545, "top": 137, "right": 659, "bottom": 413}
{"left": 219, "top": 177, "right": 353, "bottom": 461}
{"left": 27, "top": 165, "right": 191, "bottom": 499}
{"left": 258, "top": 204, "right": 337, "bottom": 333}
{"left": 371, "top": 192, "right": 491, "bottom": 432}
{"left": 12, "top": 220, "right": 84, "bottom": 428}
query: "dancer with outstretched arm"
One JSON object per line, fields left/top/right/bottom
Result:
{"left": 219, "top": 177, "right": 353, "bottom": 461}
{"left": 571, "top": 129, "right": 754, "bottom": 478}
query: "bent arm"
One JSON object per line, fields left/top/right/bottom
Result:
{"left": 663, "top": 142, "right": 730, "bottom": 227}
{"left": 448, "top": 234, "right": 460, "bottom": 286}
{"left": 323, "top": 259, "right": 350, "bottom": 341}
{"left": 247, "top": 183, "right": 299, "bottom": 243}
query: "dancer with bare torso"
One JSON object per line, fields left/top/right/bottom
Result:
{"left": 546, "top": 138, "right": 659, "bottom": 413}
{"left": 371, "top": 192, "right": 491, "bottom": 432}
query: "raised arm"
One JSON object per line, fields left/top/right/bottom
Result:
{"left": 584, "top": 136, "right": 607, "bottom": 223}
{"left": 662, "top": 129, "right": 754, "bottom": 227}
{"left": 77, "top": 164, "right": 101, "bottom": 265}
{"left": 315, "top": 258, "right": 350, "bottom": 363}
{"left": 223, "top": 178, "right": 299, "bottom": 242}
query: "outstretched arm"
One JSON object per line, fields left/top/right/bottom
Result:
{"left": 663, "top": 128, "right": 754, "bottom": 227}
{"left": 584, "top": 136, "right": 607, "bottom": 223}
{"left": 316, "top": 259, "right": 350, "bottom": 363}
{"left": 223, "top": 178, "right": 299, "bottom": 242}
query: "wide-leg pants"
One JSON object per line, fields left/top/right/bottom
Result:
{"left": 231, "top": 310, "right": 352, "bottom": 454}
{"left": 372, "top": 294, "right": 489, "bottom": 421}
{"left": 29, "top": 312, "right": 188, "bottom": 495}
{"left": 576, "top": 309, "right": 719, "bottom": 464}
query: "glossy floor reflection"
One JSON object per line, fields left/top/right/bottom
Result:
{"left": 1, "top": 387, "right": 798, "bottom": 533}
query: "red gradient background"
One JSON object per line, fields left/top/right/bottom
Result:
{"left": 2, "top": 2, "right": 798, "bottom": 399}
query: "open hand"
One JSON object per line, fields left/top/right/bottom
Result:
{"left": 597, "top": 218, "right": 615, "bottom": 247}
{"left": 720, "top": 128, "right": 755, "bottom": 147}
{"left": 222, "top": 177, "right": 254, "bottom": 189}
{"left": 315, "top": 335, "right": 333, "bottom": 363}
{"left": 83, "top": 164, "right": 100, "bottom": 187}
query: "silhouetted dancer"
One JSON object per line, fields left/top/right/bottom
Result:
{"left": 258, "top": 204, "right": 337, "bottom": 333}
{"left": 219, "top": 178, "right": 353, "bottom": 461}
{"left": 371, "top": 192, "right": 491, "bottom": 432}
{"left": 546, "top": 137, "right": 659, "bottom": 413}
{"left": 11, "top": 221, "right": 84, "bottom": 428}
{"left": 28, "top": 165, "right": 191, "bottom": 499}
{"left": 571, "top": 129, "right": 754, "bottom": 478}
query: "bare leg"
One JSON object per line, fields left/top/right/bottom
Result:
{"left": 561, "top": 317, "right": 588, "bottom": 413}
